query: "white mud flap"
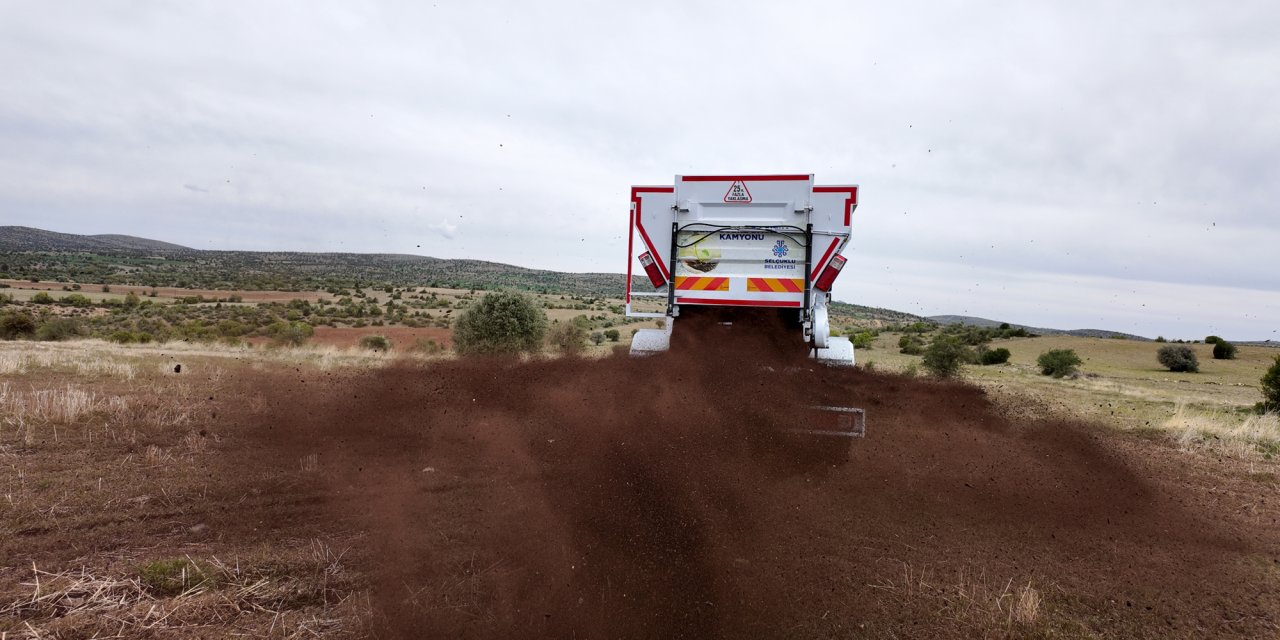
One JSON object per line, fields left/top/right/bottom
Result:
{"left": 629, "top": 320, "right": 673, "bottom": 356}
{"left": 813, "top": 336, "right": 855, "bottom": 366}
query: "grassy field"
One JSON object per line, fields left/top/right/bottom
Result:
{"left": 860, "top": 333, "right": 1280, "bottom": 458}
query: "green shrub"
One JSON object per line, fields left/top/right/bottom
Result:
{"left": 1205, "top": 335, "right": 1222, "bottom": 345}
{"left": 35, "top": 317, "right": 85, "bottom": 342}
{"left": 547, "top": 321, "right": 587, "bottom": 355}
{"left": 1212, "top": 340, "right": 1237, "bottom": 360}
{"left": 452, "top": 291, "right": 548, "bottom": 356}
{"left": 109, "top": 331, "right": 137, "bottom": 344}
{"left": 921, "top": 335, "right": 969, "bottom": 378}
{"left": 1260, "top": 356, "right": 1280, "bottom": 412}
{"left": 852, "top": 331, "right": 874, "bottom": 349}
{"left": 60, "top": 293, "right": 92, "bottom": 307}
{"left": 1, "top": 311, "right": 37, "bottom": 339}
{"left": 604, "top": 328, "right": 620, "bottom": 342}
{"left": 1037, "top": 349, "right": 1082, "bottom": 378}
{"left": 359, "top": 335, "right": 391, "bottom": 351}
{"left": 1157, "top": 345, "right": 1199, "bottom": 372}
{"left": 590, "top": 331, "right": 605, "bottom": 345}
{"left": 32, "top": 291, "right": 53, "bottom": 304}
{"left": 979, "top": 347, "right": 1011, "bottom": 365}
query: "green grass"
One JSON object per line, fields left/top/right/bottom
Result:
{"left": 139, "top": 558, "right": 214, "bottom": 596}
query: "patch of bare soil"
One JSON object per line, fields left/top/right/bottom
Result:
{"left": 216, "top": 323, "right": 1280, "bottom": 638}
{"left": 308, "top": 326, "right": 451, "bottom": 351}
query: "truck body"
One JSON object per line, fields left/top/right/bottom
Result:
{"left": 626, "top": 174, "right": 858, "bottom": 365}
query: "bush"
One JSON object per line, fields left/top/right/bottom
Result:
{"left": 266, "top": 320, "right": 314, "bottom": 347}
{"left": 359, "top": 335, "right": 391, "bottom": 351}
{"left": 1212, "top": 340, "right": 1237, "bottom": 360}
{"left": 1157, "top": 345, "right": 1199, "bottom": 372}
{"left": 898, "top": 335, "right": 925, "bottom": 355}
{"left": 547, "top": 321, "right": 587, "bottom": 355}
{"left": 590, "top": 331, "right": 605, "bottom": 346}
{"left": 921, "top": 335, "right": 969, "bottom": 378}
{"left": 1205, "top": 335, "right": 1222, "bottom": 345}
{"left": 1037, "top": 349, "right": 1082, "bottom": 378}
{"left": 453, "top": 291, "right": 548, "bottom": 356}
{"left": 32, "top": 291, "right": 53, "bottom": 304}
{"left": 35, "top": 317, "right": 85, "bottom": 342}
{"left": 1, "top": 311, "right": 37, "bottom": 339}
{"left": 979, "top": 347, "right": 1011, "bottom": 365}
{"left": 604, "top": 328, "right": 620, "bottom": 343}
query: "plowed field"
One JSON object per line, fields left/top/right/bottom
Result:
{"left": 3, "top": 337, "right": 1279, "bottom": 638}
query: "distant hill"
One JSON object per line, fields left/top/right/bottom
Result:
{"left": 929, "top": 314, "right": 1151, "bottom": 341}
{"left": 0, "top": 226, "right": 192, "bottom": 253}
{"left": 0, "top": 227, "right": 919, "bottom": 326}
{"left": 831, "top": 301, "right": 929, "bottom": 328}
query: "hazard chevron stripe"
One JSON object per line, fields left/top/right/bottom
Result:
{"left": 746, "top": 278, "right": 804, "bottom": 293}
{"left": 674, "top": 276, "right": 729, "bottom": 291}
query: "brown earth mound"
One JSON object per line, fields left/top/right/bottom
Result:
{"left": 223, "top": 326, "right": 1278, "bottom": 638}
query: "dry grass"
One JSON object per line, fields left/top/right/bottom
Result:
{"left": 1165, "top": 403, "right": 1280, "bottom": 457}
{"left": 2, "top": 543, "right": 364, "bottom": 638}
{"left": 868, "top": 562, "right": 1047, "bottom": 636}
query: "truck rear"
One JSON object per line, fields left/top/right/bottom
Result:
{"left": 626, "top": 174, "right": 859, "bottom": 365}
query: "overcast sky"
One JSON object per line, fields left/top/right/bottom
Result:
{"left": 2, "top": 2, "right": 1277, "bottom": 339}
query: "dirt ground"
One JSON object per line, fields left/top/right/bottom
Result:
{"left": 3, "top": 327, "right": 1279, "bottom": 637}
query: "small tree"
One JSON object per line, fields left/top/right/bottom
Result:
{"left": 547, "top": 321, "right": 587, "bottom": 355}
{"left": 1205, "top": 335, "right": 1222, "bottom": 345}
{"left": 1212, "top": 339, "right": 1237, "bottom": 360}
{"left": 452, "top": 292, "right": 547, "bottom": 356}
{"left": 921, "top": 335, "right": 969, "bottom": 378}
{"left": 604, "top": 328, "right": 620, "bottom": 342}
{"left": 1157, "top": 345, "right": 1199, "bottom": 373}
{"left": 590, "top": 331, "right": 605, "bottom": 346}
{"left": 1037, "top": 349, "right": 1082, "bottom": 378}
{"left": 1261, "top": 355, "right": 1280, "bottom": 412}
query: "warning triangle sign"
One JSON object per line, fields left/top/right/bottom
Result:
{"left": 723, "top": 181, "right": 752, "bottom": 203}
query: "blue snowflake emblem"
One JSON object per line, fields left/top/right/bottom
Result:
{"left": 772, "top": 240, "right": 789, "bottom": 258}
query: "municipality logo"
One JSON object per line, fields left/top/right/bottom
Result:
{"left": 772, "top": 240, "right": 789, "bottom": 258}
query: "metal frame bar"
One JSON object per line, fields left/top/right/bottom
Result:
{"left": 789, "top": 406, "right": 866, "bottom": 438}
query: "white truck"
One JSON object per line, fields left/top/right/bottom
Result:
{"left": 626, "top": 174, "right": 859, "bottom": 365}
